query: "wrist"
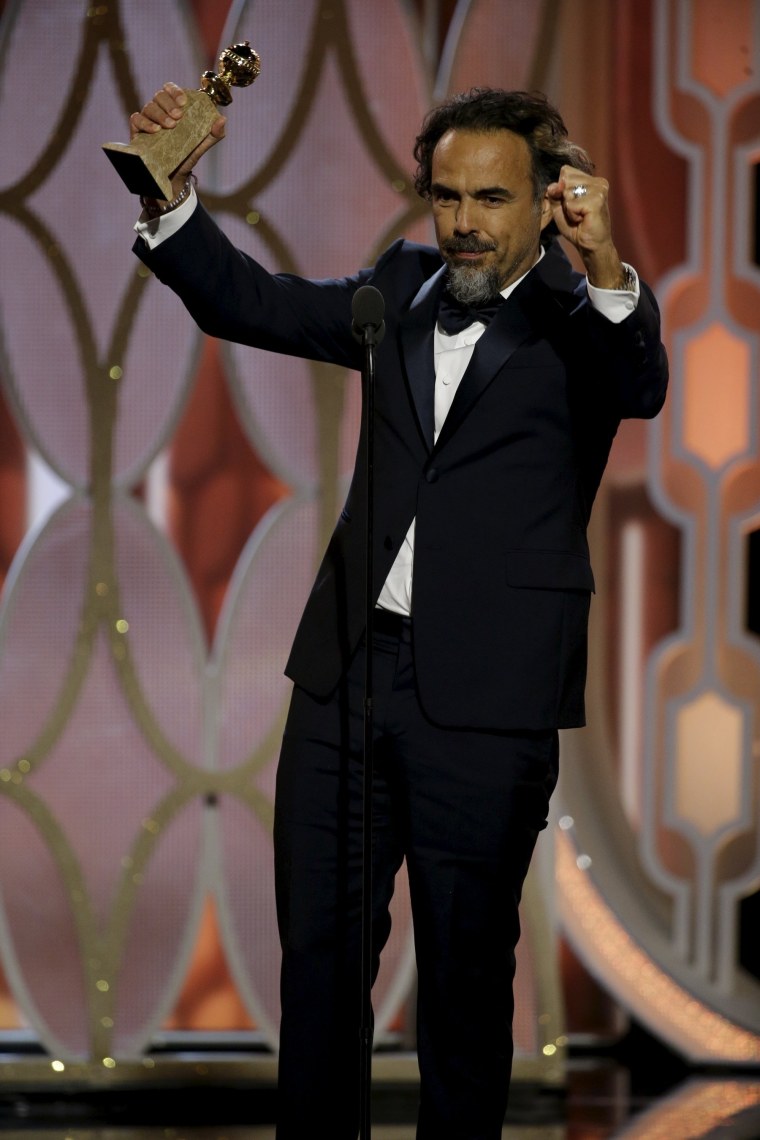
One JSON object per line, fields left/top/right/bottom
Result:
{"left": 582, "top": 244, "right": 628, "bottom": 290}
{"left": 140, "top": 173, "right": 196, "bottom": 220}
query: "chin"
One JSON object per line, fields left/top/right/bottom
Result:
{"left": 446, "top": 262, "right": 503, "bottom": 305}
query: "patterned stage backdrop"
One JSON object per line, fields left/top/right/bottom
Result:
{"left": 0, "top": 0, "right": 758, "bottom": 1090}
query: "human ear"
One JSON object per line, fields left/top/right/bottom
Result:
{"left": 539, "top": 192, "right": 553, "bottom": 230}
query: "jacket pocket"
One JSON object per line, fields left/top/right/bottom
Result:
{"left": 505, "top": 549, "right": 595, "bottom": 592}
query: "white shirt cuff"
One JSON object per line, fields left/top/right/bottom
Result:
{"left": 586, "top": 264, "right": 639, "bottom": 324}
{"left": 134, "top": 186, "right": 198, "bottom": 249}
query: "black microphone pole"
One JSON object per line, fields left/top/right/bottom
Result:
{"left": 351, "top": 284, "right": 385, "bottom": 1140}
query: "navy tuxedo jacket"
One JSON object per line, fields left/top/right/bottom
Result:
{"left": 136, "top": 203, "right": 668, "bottom": 731}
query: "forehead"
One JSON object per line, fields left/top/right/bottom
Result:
{"left": 431, "top": 128, "right": 534, "bottom": 188}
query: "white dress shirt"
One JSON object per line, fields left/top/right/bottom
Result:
{"left": 135, "top": 191, "right": 640, "bottom": 618}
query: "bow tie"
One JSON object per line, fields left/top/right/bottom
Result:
{"left": 437, "top": 290, "right": 504, "bottom": 335}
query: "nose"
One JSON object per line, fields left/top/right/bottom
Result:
{"left": 454, "top": 198, "right": 477, "bottom": 233}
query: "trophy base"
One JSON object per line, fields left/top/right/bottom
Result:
{"left": 102, "top": 88, "right": 220, "bottom": 199}
{"left": 101, "top": 144, "right": 174, "bottom": 199}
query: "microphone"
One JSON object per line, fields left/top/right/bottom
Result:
{"left": 351, "top": 285, "right": 385, "bottom": 346}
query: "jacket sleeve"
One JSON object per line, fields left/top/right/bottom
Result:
{"left": 133, "top": 201, "right": 384, "bottom": 370}
{"left": 588, "top": 279, "right": 669, "bottom": 421}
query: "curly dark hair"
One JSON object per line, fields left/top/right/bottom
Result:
{"left": 413, "top": 87, "right": 594, "bottom": 212}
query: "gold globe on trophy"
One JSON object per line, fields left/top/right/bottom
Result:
{"left": 102, "top": 41, "right": 260, "bottom": 199}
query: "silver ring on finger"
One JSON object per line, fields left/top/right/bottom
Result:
{"left": 571, "top": 184, "right": 588, "bottom": 199}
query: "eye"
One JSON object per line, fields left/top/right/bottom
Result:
{"left": 432, "top": 188, "right": 456, "bottom": 204}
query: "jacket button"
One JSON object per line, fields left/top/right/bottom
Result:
{"left": 426, "top": 468, "right": 438, "bottom": 483}
{"left": 383, "top": 536, "right": 393, "bottom": 550}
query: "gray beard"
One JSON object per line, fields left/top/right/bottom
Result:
{"left": 445, "top": 261, "right": 503, "bottom": 306}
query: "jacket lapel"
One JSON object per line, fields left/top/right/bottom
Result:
{"left": 399, "top": 265, "right": 447, "bottom": 449}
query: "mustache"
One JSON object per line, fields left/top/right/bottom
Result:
{"left": 442, "top": 236, "right": 497, "bottom": 255}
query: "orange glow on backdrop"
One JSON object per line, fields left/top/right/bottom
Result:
{"left": 683, "top": 323, "right": 750, "bottom": 470}
{"left": 691, "top": 0, "right": 754, "bottom": 96}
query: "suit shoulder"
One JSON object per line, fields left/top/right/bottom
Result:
{"left": 373, "top": 238, "right": 442, "bottom": 276}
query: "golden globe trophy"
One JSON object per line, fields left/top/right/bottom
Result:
{"left": 102, "top": 41, "right": 260, "bottom": 199}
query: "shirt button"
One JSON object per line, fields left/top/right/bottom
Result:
{"left": 426, "top": 468, "right": 438, "bottom": 483}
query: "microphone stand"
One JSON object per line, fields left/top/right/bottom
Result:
{"left": 351, "top": 286, "right": 385, "bottom": 1140}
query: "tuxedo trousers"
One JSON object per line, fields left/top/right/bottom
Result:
{"left": 273, "top": 616, "right": 559, "bottom": 1140}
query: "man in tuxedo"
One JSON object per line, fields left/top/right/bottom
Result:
{"left": 130, "top": 85, "right": 668, "bottom": 1139}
